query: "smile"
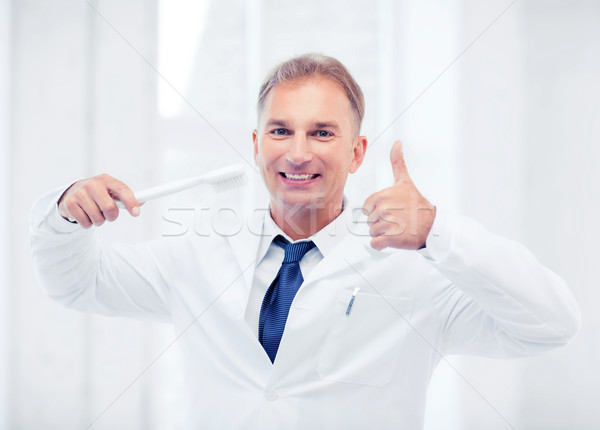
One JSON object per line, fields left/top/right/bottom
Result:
{"left": 280, "top": 172, "right": 320, "bottom": 181}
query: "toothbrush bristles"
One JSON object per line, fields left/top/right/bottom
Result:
{"left": 211, "top": 173, "right": 248, "bottom": 193}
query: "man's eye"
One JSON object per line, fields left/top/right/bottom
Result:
{"left": 316, "top": 130, "right": 332, "bottom": 138}
{"left": 271, "top": 129, "right": 288, "bottom": 136}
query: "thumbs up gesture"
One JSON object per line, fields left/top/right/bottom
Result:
{"left": 362, "top": 140, "right": 436, "bottom": 251}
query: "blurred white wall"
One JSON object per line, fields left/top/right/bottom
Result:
{"left": 2, "top": 0, "right": 600, "bottom": 429}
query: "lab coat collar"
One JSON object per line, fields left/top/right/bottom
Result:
{"left": 254, "top": 196, "right": 352, "bottom": 266}
{"left": 300, "top": 201, "right": 374, "bottom": 286}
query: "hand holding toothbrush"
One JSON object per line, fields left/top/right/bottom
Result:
{"left": 58, "top": 164, "right": 247, "bottom": 229}
{"left": 58, "top": 173, "right": 141, "bottom": 228}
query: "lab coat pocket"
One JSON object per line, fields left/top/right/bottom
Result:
{"left": 316, "top": 289, "right": 413, "bottom": 387}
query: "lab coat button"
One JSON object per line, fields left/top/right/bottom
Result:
{"left": 264, "top": 389, "right": 278, "bottom": 401}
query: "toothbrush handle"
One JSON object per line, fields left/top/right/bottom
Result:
{"left": 116, "top": 175, "right": 205, "bottom": 208}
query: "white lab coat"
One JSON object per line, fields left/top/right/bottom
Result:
{"left": 29, "top": 187, "right": 581, "bottom": 429}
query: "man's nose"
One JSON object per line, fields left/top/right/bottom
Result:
{"left": 286, "top": 134, "right": 312, "bottom": 165}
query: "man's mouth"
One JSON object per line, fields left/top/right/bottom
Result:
{"left": 279, "top": 172, "right": 320, "bottom": 181}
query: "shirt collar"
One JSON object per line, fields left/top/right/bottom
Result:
{"left": 255, "top": 197, "right": 352, "bottom": 266}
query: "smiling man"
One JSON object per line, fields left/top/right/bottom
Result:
{"left": 253, "top": 75, "right": 368, "bottom": 240}
{"left": 30, "top": 54, "right": 581, "bottom": 429}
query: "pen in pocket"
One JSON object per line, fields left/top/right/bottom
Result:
{"left": 345, "top": 287, "right": 360, "bottom": 316}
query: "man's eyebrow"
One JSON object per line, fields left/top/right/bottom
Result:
{"left": 265, "top": 119, "right": 289, "bottom": 128}
{"left": 314, "top": 121, "right": 341, "bottom": 130}
{"left": 264, "top": 119, "right": 342, "bottom": 129}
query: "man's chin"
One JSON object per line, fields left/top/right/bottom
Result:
{"left": 272, "top": 193, "right": 330, "bottom": 212}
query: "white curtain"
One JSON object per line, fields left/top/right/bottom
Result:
{"left": 2, "top": 0, "right": 599, "bottom": 428}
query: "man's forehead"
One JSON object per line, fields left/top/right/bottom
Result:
{"left": 268, "top": 77, "right": 346, "bottom": 100}
{"left": 264, "top": 82, "right": 351, "bottom": 113}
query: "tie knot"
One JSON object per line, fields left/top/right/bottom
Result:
{"left": 273, "top": 235, "right": 316, "bottom": 263}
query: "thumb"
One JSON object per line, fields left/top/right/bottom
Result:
{"left": 390, "top": 140, "right": 410, "bottom": 183}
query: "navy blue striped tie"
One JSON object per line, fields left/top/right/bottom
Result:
{"left": 259, "top": 235, "right": 316, "bottom": 363}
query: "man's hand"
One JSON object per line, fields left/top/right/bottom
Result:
{"left": 362, "top": 140, "right": 436, "bottom": 251}
{"left": 58, "top": 174, "right": 140, "bottom": 229}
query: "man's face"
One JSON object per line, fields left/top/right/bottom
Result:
{"left": 253, "top": 78, "right": 366, "bottom": 214}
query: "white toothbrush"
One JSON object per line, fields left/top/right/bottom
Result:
{"left": 116, "top": 163, "right": 247, "bottom": 208}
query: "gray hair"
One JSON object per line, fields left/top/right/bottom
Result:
{"left": 257, "top": 54, "right": 365, "bottom": 134}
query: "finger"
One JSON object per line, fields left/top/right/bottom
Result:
{"left": 362, "top": 192, "right": 380, "bottom": 217}
{"left": 103, "top": 176, "right": 140, "bottom": 217}
{"left": 64, "top": 199, "right": 93, "bottom": 229}
{"left": 96, "top": 192, "right": 120, "bottom": 222}
{"left": 367, "top": 209, "right": 380, "bottom": 225}
{"left": 369, "top": 217, "right": 406, "bottom": 238}
{"left": 369, "top": 220, "right": 406, "bottom": 250}
{"left": 77, "top": 190, "right": 107, "bottom": 226}
{"left": 369, "top": 220, "right": 388, "bottom": 238}
{"left": 82, "top": 180, "right": 122, "bottom": 222}
{"left": 370, "top": 235, "right": 390, "bottom": 251}
{"left": 367, "top": 203, "right": 404, "bottom": 226}
{"left": 390, "top": 140, "right": 411, "bottom": 184}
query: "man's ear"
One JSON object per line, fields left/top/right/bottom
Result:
{"left": 348, "top": 136, "right": 367, "bottom": 173}
{"left": 252, "top": 129, "right": 259, "bottom": 163}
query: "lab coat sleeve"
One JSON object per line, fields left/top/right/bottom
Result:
{"left": 418, "top": 209, "right": 582, "bottom": 357}
{"left": 29, "top": 186, "right": 172, "bottom": 322}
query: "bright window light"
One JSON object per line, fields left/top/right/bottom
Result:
{"left": 158, "top": 0, "right": 211, "bottom": 117}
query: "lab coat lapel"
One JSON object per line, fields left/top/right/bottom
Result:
{"left": 303, "top": 205, "right": 374, "bottom": 285}
{"left": 303, "top": 234, "right": 372, "bottom": 286}
{"left": 225, "top": 206, "right": 265, "bottom": 301}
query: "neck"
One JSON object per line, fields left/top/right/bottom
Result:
{"left": 270, "top": 199, "right": 344, "bottom": 241}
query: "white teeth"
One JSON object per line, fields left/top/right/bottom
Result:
{"left": 284, "top": 173, "right": 316, "bottom": 180}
